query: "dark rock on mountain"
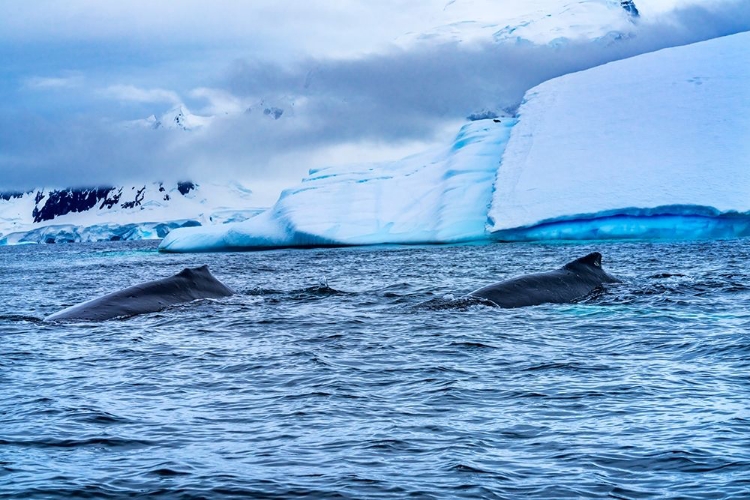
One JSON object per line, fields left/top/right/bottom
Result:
{"left": 620, "top": 0, "right": 639, "bottom": 17}
{"left": 177, "top": 182, "right": 195, "bottom": 195}
{"left": 33, "top": 187, "right": 117, "bottom": 223}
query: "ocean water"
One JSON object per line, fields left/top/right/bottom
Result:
{"left": 1, "top": 240, "right": 749, "bottom": 499}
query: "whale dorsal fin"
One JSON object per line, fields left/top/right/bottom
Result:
{"left": 563, "top": 252, "right": 602, "bottom": 271}
{"left": 176, "top": 265, "right": 210, "bottom": 278}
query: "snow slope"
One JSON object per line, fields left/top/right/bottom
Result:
{"left": 488, "top": 31, "right": 750, "bottom": 240}
{"left": 399, "top": 0, "right": 639, "bottom": 47}
{"left": 0, "top": 182, "right": 263, "bottom": 245}
{"left": 159, "top": 118, "right": 516, "bottom": 251}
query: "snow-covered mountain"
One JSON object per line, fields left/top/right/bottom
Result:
{"left": 0, "top": 181, "right": 263, "bottom": 245}
{"left": 126, "top": 105, "right": 214, "bottom": 131}
{"left": 160, "top": 30, "right": 750, "bottom": 252}
{"left": 398, "top": 0, "right": 640, "bottom": 47}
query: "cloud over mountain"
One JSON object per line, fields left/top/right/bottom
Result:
{"left": 0, "top": 0, "right": 747, "bottom": 190}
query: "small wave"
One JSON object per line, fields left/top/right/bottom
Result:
{"left": 243, "top": 284, "right": 349, "bottom": 301}
{"left": 569, "top": 265, "right": 749, "bottom": 308}
{"left": 364, "top": 439, "right": 413, "bottom": 452}
{"left": 593, "top": 449, "right": 747, "bottom": 474}
{"left": 281, "top": 391, "right": 334, "bottom": 401}
{"left": 70, "top": 408, "right": 130, "bottom": 425}
{"left": 649, "top": 272, "right": 688, "bottom": 279}
{"left": 412, "top": 296, "right": 495, "bottom": 311}
{"left": 243, "top": 286, "right": 284, "bottom": 296}
{"left": 148, "top": 467, "right": 192, "bottom": 477}
{"left": 451, "top": 463, "right": 492, "bottom": 474}
{"left": 0, "top": 436, "right": 154, "bottom": 449}
{"left": 498, "top": 424, "right": 547, "bottom": 439}
{"left": 0, "top": 314, "right": 44, "bottom": 324}
{"left": 522, "top": 362, "right": 613, "bottom": 373}
{"left": 290, "top": 284, "right": 348, "bottom": 299}
{"left": 448, "top": 341, "right": 497, "bottom": 349}
{"left": 10, "top": 484, "right": 324, "bottom": 499}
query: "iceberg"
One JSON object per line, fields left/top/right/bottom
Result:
{"left": 160, "top": 30, "right": 750, "bottom": 252}
{"left": 488, "top": 31, "right": 750, "bottom": 240}
{"left": 159, "top": 118, "right": 516, "bottom": 252}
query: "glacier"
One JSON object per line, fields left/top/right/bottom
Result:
{"left": 488, "top": 31, "right": 750, "bottom": 240}
{"left": 0, "top": 182, "right": 263, "bottom": 245}
{"left": 160, "top": 30, "right": 750, "bottom": 252}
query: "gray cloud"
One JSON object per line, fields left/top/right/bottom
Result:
{"left": 1, "top": 0, "right": 748, "bottom": 191}
{"left": 101, "top": 85, "right": 181, "bottom": 105}
{"left": 225, "top": 1, "right": 750, "bottom": 136}
{"left": 22, "top": 73, "right": 84, "bottom": 90}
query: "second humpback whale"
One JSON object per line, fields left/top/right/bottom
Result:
{"left": 470, "top": 252, "right": 618, "bottom": 308}
{"left": 45, "top": 265, "right": 234, "bottom": 322}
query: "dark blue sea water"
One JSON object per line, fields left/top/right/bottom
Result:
{"left": 1, "top": 240, "right": 749, "bottom": 499}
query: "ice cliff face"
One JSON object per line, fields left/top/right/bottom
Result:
{"left": 0, "top": 182, "right": 261, "bottom": 245}
{"left": 488, "top": 31, "right": 750, "bottom": 240}
{"left": 159, "top": 118, "right": 516, "bottom": 251}
{"left": 160, "top": 30, "right": 750, "bottom": 252}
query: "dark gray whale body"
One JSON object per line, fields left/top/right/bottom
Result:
{"left": 470, "top": 252, "right": 618, "bottom": 308}
{"left": 45, "top": 265, "right": 234, "bottom": 322}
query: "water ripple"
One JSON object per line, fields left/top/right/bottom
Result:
{"left": 1, "top": 240, "right": 749, "bottom": 498}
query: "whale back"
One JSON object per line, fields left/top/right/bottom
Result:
{"left": 470, "top": 252, "right": 618, "bottom": 308}
{"left": 45, "top": 265, "right": 234, "bottom": 322}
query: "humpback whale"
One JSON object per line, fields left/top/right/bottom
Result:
{"left": 470, "top": 252, "right": 618, "bottom": 308}
{"left": 45, "top": 265, "right": 234, "bottom": 322}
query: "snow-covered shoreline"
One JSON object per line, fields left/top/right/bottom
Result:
{"left": 0, "top": 182, "right": 264, "bottom": 245}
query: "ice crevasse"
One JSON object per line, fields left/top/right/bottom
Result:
{"left": 160, "top": 31, "right": 750, "bottom": 252}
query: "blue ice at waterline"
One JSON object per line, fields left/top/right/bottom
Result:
{"left": 492, "top": 206, "right": 750, "bottom": 242}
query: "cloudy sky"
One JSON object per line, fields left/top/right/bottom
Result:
{"left": 1, "top": 0, "right": 748, "bottom": 201}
